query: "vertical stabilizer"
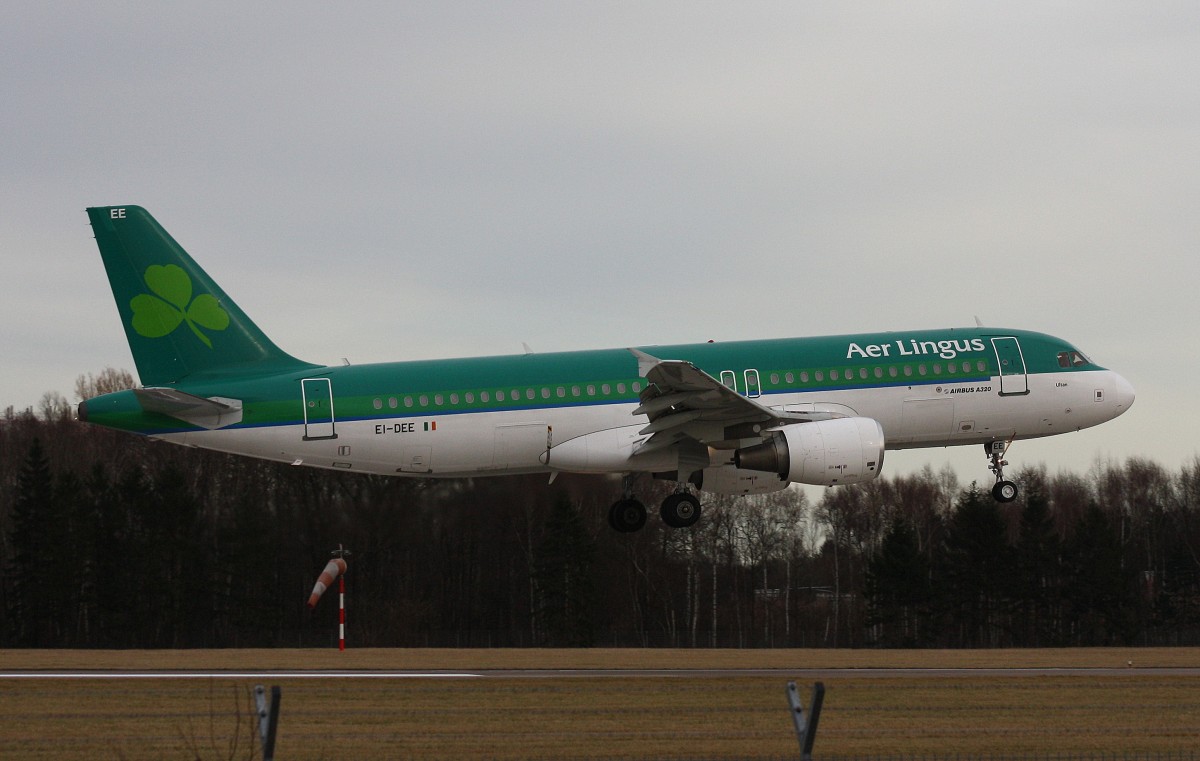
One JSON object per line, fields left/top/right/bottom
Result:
{"left": 87, "top": 205, "right": 316, "bottom": 386}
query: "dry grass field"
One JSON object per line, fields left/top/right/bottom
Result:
{"left": 1, "top": 648, "right": 1198, "bottom": 760}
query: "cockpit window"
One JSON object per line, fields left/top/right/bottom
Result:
{"left": 1057, "top": 350, "right": 1090, "bottom": 368}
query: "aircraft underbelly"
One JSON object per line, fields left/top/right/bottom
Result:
{"left": 266, "top": 406, "right": 629, "bottom": 476}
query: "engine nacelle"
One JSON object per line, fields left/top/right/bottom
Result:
{"left": 694, "top": 464, "right": 791, "bottom": 496}
{"left": 733, "top": 417, "right": 885, "bottom": 486}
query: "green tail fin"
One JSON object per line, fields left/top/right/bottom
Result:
{"left": 87, "top": 205, "right": 317, "bottom": 386}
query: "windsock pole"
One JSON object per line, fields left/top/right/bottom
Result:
{"left": 307, "top": 545, "right": 350, "bottom": 650}
{"left": 338, "top": 573, "right": 346, "bottom": 652}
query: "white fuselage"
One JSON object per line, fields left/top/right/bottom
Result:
{"left": 165, "top": 368, "right": 1133, "bottom": 482}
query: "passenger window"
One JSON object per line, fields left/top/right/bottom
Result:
{"left": 388, "top": 397, "right": 398, "bottom": 409}
{"left": 526, "top": 389, "right": 535, "bottom": 400}
{"left": 889, "top": 367, "right": 898, "bottom": 378}
{"left": 587, "top": 384, "right": 596, "bottom": 396}
{"left": 557, "top": 387, "right": 566, "bottom": 398}
{"left": 373, "top": 398, "right": 382, "bottom": 410}
{"left": 785, "top": 372, "right": 795, "bottom": 383}
{"left": 540, "top": 388, "right": 550, "bottom": 399}
{"left": 466, "top": 392, "right": 475, "bottom": 403}
{"left": 617, "top": 383, "right": 626, "bottom": 394}
{"left": 496, "top": 391, "right": 505, "bottom": 401}
{"left": 602, "top": 384, "right": 611, "bottom": 394}
{"left": 450, "top": 393, "right": 459, "bottom": 404}
{"left": 947, "top": 363, "right": 956, "bottom": 374}
{"left": 435, "top": 394, "right": 444, "bottom": 405}
{"left": 918, "top": 365, "right": 927, "bottom": 376}
{"left": 481, "top": 391, "right": 490, "bottom": 403}
{"left": 571, "top": 385, "right": 580, "bottom": 397}
{"left": 859, "top": 368, "right": 868, "bottom": 380}
{"left": 976, "top": 360, "right": 987, "bottom": 373}
{"left": 800, "top": 371, "right": 809, "bottom": 383}
{"left": 419, "top": 395, "right": 429, "bottom": 406}
{"left": 632, "top": 382, "right": 641, "bottom": 392}
{"left": 830, "top": 370, "right": 839, "bottom": 381}
{"left": 404, "top": 396, "right": 414, "bottom": 408}
{"left": 815, "top": 371, "right": 824, "bottom": 382}
{"left": 874, "top": 367, "right": 883, "bottom": 379}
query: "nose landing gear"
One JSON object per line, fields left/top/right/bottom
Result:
{"left": 986, "top": 441, "right": 1018, "bottom": 503}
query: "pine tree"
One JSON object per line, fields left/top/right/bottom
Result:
{"left": 865, "top": 516, "right": 930, "bottom": 646}
{"left": 1013, "top": 485, "right": 1063, "bottom": 646}
{"left": 533, "top": 494, "right": 597, "bottom": 646}
{"left": 1065, "top": 503, "right": 1136, "bottom": 645}
{"left": 7, "top": 438, "right": 66, "bottom": 644}
{"left": 939, "top": 484, "right": 1015, "bottom": 647}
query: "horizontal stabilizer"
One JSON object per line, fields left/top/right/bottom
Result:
{"left": 134, "top": 387, "right": 243, "bottom": 430}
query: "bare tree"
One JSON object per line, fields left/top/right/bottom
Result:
{"left": 36, "top": 392, "right": 72, "bottom": 422}
{"left": 74, "top": 368, "right": 136, "bottom": 401}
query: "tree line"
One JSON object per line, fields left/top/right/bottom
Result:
{"left": 3, "top": 374, "right": 1199, "bottom": 648}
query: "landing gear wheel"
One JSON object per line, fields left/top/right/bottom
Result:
{"left": 992, "top": 480, "right": 1018, "bottom": 503}
{"left": 609, "top": 498, "right": 647, "bottom": 533}
{"left": 660, "top": 493, "right": 702, "bottom": 529}
{"left": 985, "top": 442, "right": 1018, "bottom": 504}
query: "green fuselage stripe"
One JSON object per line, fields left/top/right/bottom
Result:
{"left": 82, "top": 327, "right": 1100, "bottom": 435}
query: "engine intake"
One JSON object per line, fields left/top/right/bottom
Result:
{"left": 734, "top": 417, "right": 885, "bottom": 486}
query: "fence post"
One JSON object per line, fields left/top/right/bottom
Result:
{"left": 254, "top": 684, "right": 281, "bottom": 761}
{"left": 786, "top": 681, "right": 825, "bottom": 760}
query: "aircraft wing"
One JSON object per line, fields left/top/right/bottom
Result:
{"left": 133, "top": 387, "right": 243, "bottom": 430}
{"left": 629, "top": 349, "right": 836, "bottom": 456}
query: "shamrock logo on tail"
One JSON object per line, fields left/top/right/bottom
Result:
{"left": 130, "top": 264, "right": 229, "bottom": 348}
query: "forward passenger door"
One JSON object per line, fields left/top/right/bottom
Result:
{"left": 991, "top": 337, "right": 1029, "bottom": 396}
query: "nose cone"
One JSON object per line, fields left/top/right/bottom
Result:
{"left": 1112, "top": 373, "right": 1135, "bottom": 416}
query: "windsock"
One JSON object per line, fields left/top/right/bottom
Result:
{"left": 307, "top": 558, "right": 347, "bottom": 608}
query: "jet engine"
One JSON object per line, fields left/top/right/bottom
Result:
{"left": 733, "top": 417, "right": 885, "bottom": 486}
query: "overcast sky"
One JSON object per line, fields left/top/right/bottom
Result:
{"left": 3, "top": 2, "right": 1196, "bottom": 485}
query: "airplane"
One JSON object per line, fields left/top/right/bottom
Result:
{"left": 78, "top": 205, "right": 1135, "bottom": 532}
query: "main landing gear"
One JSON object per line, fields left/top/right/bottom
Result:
{"left": 608, "top": 498, "right": 647, "bottom": 533}
{"left": 660, "top": 492, "right": 702, "bottom": 529}
{"left": 986, "top": 441, "right": 1018, "bottom": 503}
{"left": 608, "top": 477, "right": 702, "bottom": 532}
